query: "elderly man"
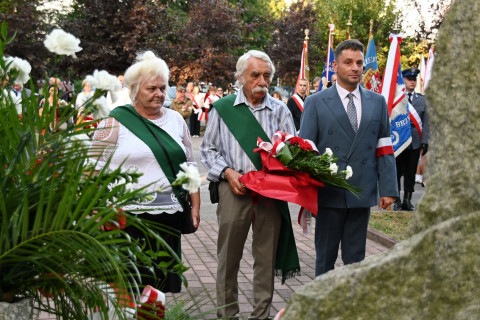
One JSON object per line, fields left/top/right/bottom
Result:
{"left": 200, "top": 50, "right": 300, "bottom": 320}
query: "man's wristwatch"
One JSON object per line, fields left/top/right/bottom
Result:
{"left": 220, "top": 167, "right": 230, "bottom": 180}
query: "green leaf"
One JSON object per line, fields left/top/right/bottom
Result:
{"left": 1, "top": 21, "right": 6, "bottom": 41}
{"left": 5, "top": 30, "right": 16, "bottom": 45}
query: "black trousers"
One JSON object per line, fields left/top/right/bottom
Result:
{"left": 189, "top": 113, "right": 200, "bottom": 136}
{"left": 124, "top": 212, "right": 182, "bottom": 293}
{"left": 395, "top": 147, "right": 421, "bottom": 193}
{"left": 315, "top": 207, "right": 370, "bottom": 276}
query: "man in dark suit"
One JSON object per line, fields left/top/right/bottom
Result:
{"left": 299, "top": 39, "right": 398, "bottom": 276}
{"left": 393, "top": 67, "right": 429, "bottom": 211}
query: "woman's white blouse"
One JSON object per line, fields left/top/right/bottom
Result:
{"left": 90, "top": 108, "right": 197, "bottom": 214}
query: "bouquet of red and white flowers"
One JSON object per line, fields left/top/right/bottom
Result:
{"left": 239, "top": 132, "right": 360, "bottom": 216}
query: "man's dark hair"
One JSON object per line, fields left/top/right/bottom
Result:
{"left": 334, "top": 39, "right": 365, "bottom": 60}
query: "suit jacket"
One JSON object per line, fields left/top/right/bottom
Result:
{"left": 409, "top": 92, "right": 429, "bottom": 149}
{"left": 299, "top": 84, "right": 398, "bottom": 208}
{"left": 287, "top": 93, "right": 305, "bottom": 131}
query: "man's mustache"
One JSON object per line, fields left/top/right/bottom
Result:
{"left": 252, "top": 87, "right": 268, "bottom": 94}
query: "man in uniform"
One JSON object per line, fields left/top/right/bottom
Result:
{"left": 170, "top": 85, "right": 193, "bottom": 125}
{"left": 393, "top": 67, "right": 429, "bottom": 211}
{"left": 287, "top": 78, "right": 308, "bottom": 131}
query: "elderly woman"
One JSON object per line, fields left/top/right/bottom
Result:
{"left": 75, "top": 80, "right": 94, "bottom": 111}
{"left": 90, "top": 51, "right": 200, "bottom": 293}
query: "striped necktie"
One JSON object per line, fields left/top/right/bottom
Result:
{"left": 347, "top": 93, "right": 358, "bottom": 132}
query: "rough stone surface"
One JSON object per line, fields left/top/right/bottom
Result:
{"left": 281, "top": 1, "right": 480, "bottom": 319}
{"left": 0, "top": 299, "right": 33, "bottom": 320}
{"left": 408, "top": 0, "right": 480, "bottom": 235}
{"left": 283, "top": 212, "right": 480, "bottom": 319}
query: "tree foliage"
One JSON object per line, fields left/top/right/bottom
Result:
{"left": 311, "top": 0, "right": 397, "bottom": 73}
{"left": 166, "top": 0, "right": 247, "bottom": 87}
{"left": 399, "top": 0, "right": 453, "bottom": 42}
{"left": 268, "top": 0, "right": 318, "bottom": 86}
{"left": 0, "top": 0, "right": 49, "bottom": 79}
{"left": 59, "top": 0, "right": 171, "bottom": 78}
{"left": 0, "top": 0, "right": 450, "bottom": 87}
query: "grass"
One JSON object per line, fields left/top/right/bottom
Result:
{"left": 369, "top": 211, "right": 414, "bottom": 241}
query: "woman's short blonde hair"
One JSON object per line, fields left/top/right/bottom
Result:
{"left": 124, "top": 51, "right": 170, "bottom": 104}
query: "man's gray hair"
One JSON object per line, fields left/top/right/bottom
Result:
{"left": 234, "top": 50, "right": 275, "bottom": 88}
{"left": 124, "top": 50, "right": 170, "bottom": 104}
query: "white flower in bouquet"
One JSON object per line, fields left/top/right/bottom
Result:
{"left": 86, "top": 70, "right": 121, "bottom": 93}
{"left": 329, "top": 163, "right": 338, "bottom": 174}
{"left": 324, "top": 148, "right": 333, "bottom": 157}
{"left": 93, "top": 96, "right": 109, "bottom": 119}
{"left": 4, "top": 56, "right": 31, "bottom": 84}
{"left": 345, "top": 166, "right": 353, "bottom": 180}
{"left": 173, "top": 163, "right": 201, "bottom": 193}
{"left": 44, "top": 29, "right": 82, "bottom": 58}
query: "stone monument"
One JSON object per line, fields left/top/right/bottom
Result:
{"left": 281, "top": 0, "right": 480, "bottom": 319}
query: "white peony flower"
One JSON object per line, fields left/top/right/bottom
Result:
{"left": 324, "top": 148, "right": 333, "bottom": 157}
{"left": 329, "top": 163, "right": 338, "bottom": 174}
{"left": 93, "top": 96, "right": 109, "bottom": 119}
{"left": 4, "top": 56, "right": 31, "bottom": 84}
{"left": 174, "top": 163, "right": 201, "bottom": 193}
{"left": 345, "top": 166, "right": 353, "bottom": 180}
{"left": 44, "top": 29, "right": 82, "bottom": 58}
{"left": 1, "top": 88, "right": 22, "bottom": 114}
{"left": 86, "top": 70, "right": 121, "bottom": 93}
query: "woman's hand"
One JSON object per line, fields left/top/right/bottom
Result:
{"left": 189, "top": 191, "right": 201, "bottom": 228}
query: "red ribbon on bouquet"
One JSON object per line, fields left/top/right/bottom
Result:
{"left": 239, "top": 143, "right": 323, "bottom": 215}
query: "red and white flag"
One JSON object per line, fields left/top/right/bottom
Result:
{"left": 424, "top": 47, "right": 435, "bottom": 90}
{"left": 415, "top": 54, "right": 426, "bottom": 94}
{"left": 294, "top": 35, "right": 309, "bottom": 94}
{"left": 380, "top": 33, "right": 412, "bottom": 157}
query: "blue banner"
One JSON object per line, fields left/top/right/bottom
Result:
{"left": 318, "top": 46, "right": 335, "bottom": 91}
{"left": 363, "top": 37, "right": 381, "bottom": 93}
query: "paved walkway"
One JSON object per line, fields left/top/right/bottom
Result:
{"left": 165, "top": 220, "right": 388, "bottom": 319}
{"left": 36, "top": 135, "right": 398, "bottom": 319}
{"left": 36, "top": 220, "right": 389, "bottom": 320}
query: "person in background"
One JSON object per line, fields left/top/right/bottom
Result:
{"left": 313, "top": 76, "right": 321, "bottom": 92}
{"left": 287, "top": 78, "right": 308, "bottom": 131}
{"left": 75, "top": 80, "right": 94, "bottom": 111}
{"left": 48, "top": 77, "right": 56, "bottom": 86}
{"left": 13, "top": 82, "right": 31, "bottom": 98}
{"left": 272, "top": 91, "right": 282, "bottom": 101}
{"left": 185, "top": 81, "right": 194, "bottom": 100}
{"left": 216, "top": 87, "right": 224, "bottom": 98}
{"left": 190, "top": 85, "right": 202, "bottom": 137}
{"left": 203, "top": 85, "right": 218, "bottom": 127}
{"left": 36, "top": 79, "right": 46, "bottom": 98}
{"left": 62, "top": 75, "right": 75, "bottom": 102}
{"left": 300, "top": 39, "right": 398, "bottom": 277}
{"left": 89, "top": 50, "right": 200, "bottom": 293}
{"left": 106, "top": 74, "right": 132, "bottom": 110}
{"left": 201, "top": 50, "right": 299, "bottom": 320}
{"left": 393, "top": 67, "right": 429, "bottom": 211}
{"left": 170, "top": 85, "right": 193, "bottom": 125}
